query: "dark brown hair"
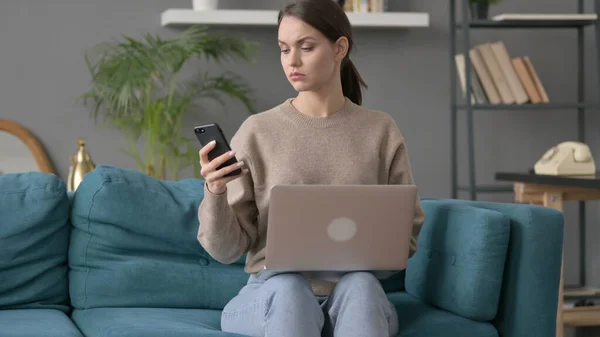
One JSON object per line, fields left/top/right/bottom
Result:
{"left": 277, "top": 0, "right": 368, "bottom": 105}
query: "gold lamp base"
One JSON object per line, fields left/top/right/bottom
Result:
{"left": 67, "top": 138, "right": 96, "bottom": 192}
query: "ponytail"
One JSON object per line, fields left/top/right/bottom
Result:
{"left": 341, "top": 58, "right": 368, "bottom": 105}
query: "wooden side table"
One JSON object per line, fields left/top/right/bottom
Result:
{"left": 496, "top": 172, "right": 600, "bottom": 337}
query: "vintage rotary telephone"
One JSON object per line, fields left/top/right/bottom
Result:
{"left": 534, "top": 141, "right": 596, "bottom": 176}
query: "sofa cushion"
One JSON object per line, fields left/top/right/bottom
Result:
{"left": 0, "top": 309, "right": 83, "bottom": 337}
{"left": 69, "top": 165, "right": 249, "bottom": 310}
{"left": 405, "top": 201, "right": 510, "bottom": 322}
{"left": 71, "top": 308, "right": 245, "bottom": 337}
{"left": 389, "top": 292, "right": 498, "bottom": 337}
{"left": 0, "top": 172, "right": 70, "bottom": 313}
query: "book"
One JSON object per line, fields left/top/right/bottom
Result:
{"left": 342, "top": 0, "right": 389, "bottom": 12}
{"left": 455, "top": 53, "right": 488, "bottom": 104}
{"left": 511, "top": 57, "right": 542, "bottom": 103}
{"left": 522, "top": 56, "right": 549, "bottom": 103}
{"left": 469, "top": 48, "right": 501, "bottom": 104}
{"left": 490, "top": 41, "right": 529, "bottom": 104}
{"left": 477, "top": 43, "right": 515, "bottom": 104}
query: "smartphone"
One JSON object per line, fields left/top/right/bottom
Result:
{"left": 194, "top": 123, "right": 242, "bottom": 178}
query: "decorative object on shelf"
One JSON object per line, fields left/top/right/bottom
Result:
{"left": 193, "top": 0, "right": 218, "bottom": 11}
{"left": 468, "top": 0, "right": 501, "bottom": 20}
{"left": 67, "top": 138, "right": 96, "bottom": 192}
{"left": 0, "top": 119, "right": 56, "bottom": 175}
{"left": 81, "top": 25, "right": 256, "bottom": 181}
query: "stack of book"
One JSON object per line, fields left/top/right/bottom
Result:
{"left": 455, "top": 41, "right": 549, "bottom": 105}
{"left": 339, "top": 0, "right": 390, "bottom": 13}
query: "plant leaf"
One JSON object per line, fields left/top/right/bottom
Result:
{"left": 80, "top": 25, "right": 257, "bottom": 180}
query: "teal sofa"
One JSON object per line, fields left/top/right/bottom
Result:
{"left": 1, "top": 165, "right": 564, "bottom": 337}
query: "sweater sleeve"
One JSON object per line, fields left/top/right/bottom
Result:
{"left": 387, "top": 131, "right": 425, "bottom": 258}
{"left": 197, "top": 145, "right": 259, "bottom": 264}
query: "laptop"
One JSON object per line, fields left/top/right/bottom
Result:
{"left": 264, "top": 184, "right": 418, "bottom": 272}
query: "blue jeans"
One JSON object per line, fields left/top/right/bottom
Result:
{"left": 221, "top": 270, "right": 399, "bottom": 337}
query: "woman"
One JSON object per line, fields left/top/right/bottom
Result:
{"left": 197, "top": 0, "right": 425, "bottom": 336}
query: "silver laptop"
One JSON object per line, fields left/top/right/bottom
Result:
{"left": 264, "top": 184, "right": 418, "bottom": 272}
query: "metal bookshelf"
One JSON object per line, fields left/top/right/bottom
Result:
{"left": 449, "top": 0, "right": 600, "bottom": 201}
{"left": 450, "top": 2, "right": 600, "bottom": 336}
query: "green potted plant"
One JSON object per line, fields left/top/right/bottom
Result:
{"left": 81, "top": 25, "right": 256, "bottom": 180}
{"left": 469, "top": 0, "right": 502, "bottom": 20}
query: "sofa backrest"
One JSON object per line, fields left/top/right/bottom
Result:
{"left": 0, "top": 172, "right": 71, "bottom": 313}
{"left": 68, "top": 165, "right": 248, "bottom": 310}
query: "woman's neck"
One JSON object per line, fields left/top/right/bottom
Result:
{"left": 292, "top": 83, "right": 346, "bottom": 118}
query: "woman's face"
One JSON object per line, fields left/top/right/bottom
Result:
{"left": 278, "top": 16, "right": 346, "bottom": 93}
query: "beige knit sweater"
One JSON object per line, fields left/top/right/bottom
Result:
{"left": 197, "top": 97, "right": 425, "bottom": 294}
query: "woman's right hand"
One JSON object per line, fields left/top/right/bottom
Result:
{"left": 199, "top": 141, "right": 248, "bottom": 195}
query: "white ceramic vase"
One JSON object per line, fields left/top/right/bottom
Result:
{"left": 193, "top": 0, "right": 218, "bottom": 10}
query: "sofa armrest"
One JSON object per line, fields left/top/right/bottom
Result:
{"left": 418, "top": 199, "right": 564, "bottom": 337}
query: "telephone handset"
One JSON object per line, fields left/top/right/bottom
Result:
{"left": 534, "top": 141, "right": 596, "bottom": 176}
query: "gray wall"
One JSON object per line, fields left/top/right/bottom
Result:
{"left": 1, "top": 0, "right": 599, "bottom": 335}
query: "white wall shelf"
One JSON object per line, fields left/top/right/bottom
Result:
{"left": 161, "top": 9, "right": 430, "bottom": 28}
